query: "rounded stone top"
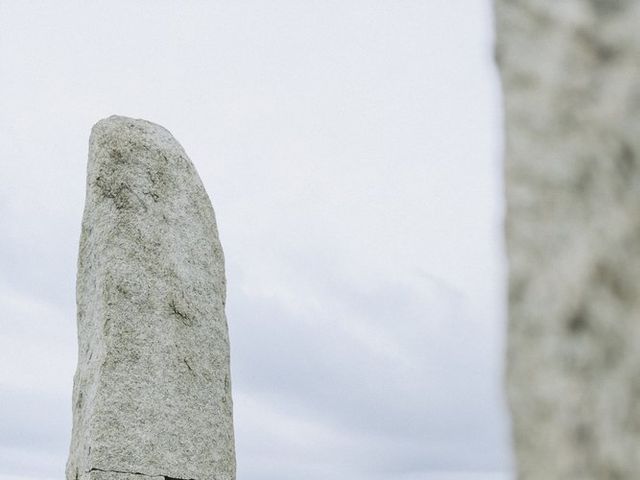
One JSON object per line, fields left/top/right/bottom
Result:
{"left": 90, "top": 115, "right": 180, "bottom": 153}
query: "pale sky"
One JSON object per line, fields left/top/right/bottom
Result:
{"left": 0, "top": 1, "right": 511, "bottom": 479}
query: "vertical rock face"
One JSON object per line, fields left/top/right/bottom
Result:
{"left": 66, "top": 116, "right": 235, "bottom": 480}
{"left": 496, "top": 1, "right": 640, "bottom": 479}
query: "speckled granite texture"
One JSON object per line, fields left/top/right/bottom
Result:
{"left": 66, "top": 116, "right": 235, "bottom": 480}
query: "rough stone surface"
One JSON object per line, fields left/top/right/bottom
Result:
{"left": 496, "top": 1, "right": 640, "bottom": 479}
{"left": 66, "top": 116, "right": 235, "bottom": 480}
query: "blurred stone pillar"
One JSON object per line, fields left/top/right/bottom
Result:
{"left": 496, "top": 1, "right": 640, "bottom": 478}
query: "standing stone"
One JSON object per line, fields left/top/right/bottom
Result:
{"left": 496, "top": 1, "right": 640, "bottom": 479}
{"left": 66, "top": 116, "right": 235, "bottom": 480}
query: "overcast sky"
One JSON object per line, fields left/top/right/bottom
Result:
{"left": 0, "top": 1, "right": 511, "bottom": 479}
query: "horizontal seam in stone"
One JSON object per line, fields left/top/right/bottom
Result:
{"left": 87, "top": 467, "right": 195, "bottom": 480}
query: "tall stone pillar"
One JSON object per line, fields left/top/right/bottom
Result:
{"left": 66, "top": 116, "right": 235, "bottom": 480}
{"left": 496, "top": 1, "right": 640, "bottom": 478}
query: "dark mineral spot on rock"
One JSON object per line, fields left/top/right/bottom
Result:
{"left": 567, "top": 310, "right": 589, "bottom": 334}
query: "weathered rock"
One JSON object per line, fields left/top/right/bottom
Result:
{"left": 496, "top": 1, "right": 640, "bottom": 479}
{"left": 66, "top": 116, "right": 235, "bottom": 480}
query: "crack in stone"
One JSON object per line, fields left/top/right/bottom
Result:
{"left": 87, "top": 468, "right": 195, "bottom": 480}
{"left": 183, "top": 358, "right": 194, "bottom": 373}
{"left": 168, "top": 300, "right": 193, "bottom": 326}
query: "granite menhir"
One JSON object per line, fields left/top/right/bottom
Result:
{"left": 66, "top": 116, "right": 235, "bottom": 480}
